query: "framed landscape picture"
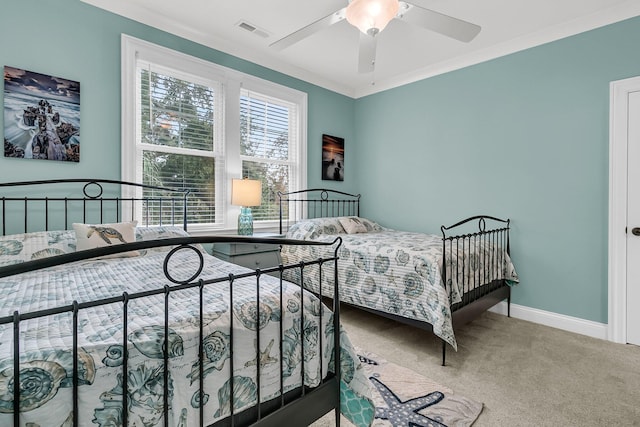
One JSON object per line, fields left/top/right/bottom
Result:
{"left": 322, "top": 134, "right": 344, "bottom": 181}
{"left": 4, "top": 66, "right": 80, "bottom": 162}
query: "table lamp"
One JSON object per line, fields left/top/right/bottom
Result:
{"left": 231, "top": 178, "right": 262, "bottom": 235}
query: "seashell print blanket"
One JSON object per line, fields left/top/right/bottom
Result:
{"left": 0, "top": 233, "right": 375, "bottom": 427}
{"left": 282, "top": 217, "right": 520, "bottom": 350}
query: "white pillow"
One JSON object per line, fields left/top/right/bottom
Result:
{"left": 73, "top": 221, "right": 138, "bottom": 257}
{"left": 338, "top": 217, "right": 368, "bottom": 234}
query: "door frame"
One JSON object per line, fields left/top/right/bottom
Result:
{"left": 609, "top": 75, "right": 640, "bottom": 344}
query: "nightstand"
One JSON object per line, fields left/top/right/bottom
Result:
{"left": 212, "top": 233, "right": 283, "bottom": 270}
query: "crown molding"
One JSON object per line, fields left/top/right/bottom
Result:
{"left": 353, "top": 0, "right": 640, "bottom": 98}
{"left": 82, "top": 0, "right": 640, "bottom": 99}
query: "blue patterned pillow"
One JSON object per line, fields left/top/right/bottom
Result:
{"left": 0, "top": 230, "right": 76, "bottom": 267}
{"left": 286, "top": 216, "right": 384, "bottom": 239}
{"left": 286, "top": 217, "right": 346, "bottom": 240}
{"left": 135, "top": 226, "right": 201, "bottom": 254}
{"left": 135, "top": 225, "right": 190, "bottom": 241}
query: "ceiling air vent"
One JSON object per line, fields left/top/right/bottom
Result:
{"left": 236, "top": 21, "right": 270, "bottom": 38}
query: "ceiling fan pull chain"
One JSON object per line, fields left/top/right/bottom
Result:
{"left": 371, "top": 62, "right": 376, "bottom": 86}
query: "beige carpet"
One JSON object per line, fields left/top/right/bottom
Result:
{"left": 313, "top": 305, "right": 640, "bottom": 427}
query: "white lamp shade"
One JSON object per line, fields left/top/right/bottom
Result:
{"left": 346, "top": 0, "right": 399, "bottom": 35}
{"left": 231, "top": 178, "right": 262, "bottom": 207}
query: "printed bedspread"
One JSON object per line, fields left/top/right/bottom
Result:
{"left": 282, "top": 217, "right": 519, "bottom": 350}
{"left": 0, "top": 228, "right": 374, "bottom": 427}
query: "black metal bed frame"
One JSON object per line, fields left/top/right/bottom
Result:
{"left": 277, "top": 188, "right": 512, "bottom": 366}
{"left": 0, "top": 179, "right": 344, "bottom": 427}
{"left": 0, "top": 178, "right": 191, "bottom": 234}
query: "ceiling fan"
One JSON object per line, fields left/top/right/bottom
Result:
{"left": 270, "top": 0, "right": 481, "bottom": 73}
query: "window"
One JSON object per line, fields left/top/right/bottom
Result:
{"left": 121, "top": 35, "right": 307, "bottom": 233}
{"left": 240, "top": 90, "right": 299, "bottom": 222}
{"left": 137, "top": 63, "right": 223, "bottom": 227}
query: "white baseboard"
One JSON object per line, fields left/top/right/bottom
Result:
{"left": 489, "top": 301, "right": 608, "bottom": 341}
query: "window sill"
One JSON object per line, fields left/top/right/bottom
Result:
{"left": 186, "top": 225, "right": 282, "bottom": 237}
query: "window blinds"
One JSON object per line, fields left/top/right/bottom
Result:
{"left": 239, "top": 90, "right": 298, "bottom": 221}
{"left": 137, "top": 62, "right": 222, "bottom": 226}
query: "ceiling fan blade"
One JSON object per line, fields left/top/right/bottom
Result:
{"left": 270, "top": 7, "right": 347, "bottom": 51}
{"left": 398, "top": 1, "right": 481, "bottom": 43}
{"left": 358, "top": 33, "right": 377, "bottom": 74}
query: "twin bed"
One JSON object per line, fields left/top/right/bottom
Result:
{"left": 0, "top": 180, "right": 374, "bottom": 427}
{"left": 278, "top": 189, "right": 519, "bottom": 365}
{"left": 0, "top": 180, "right": 519, "bottom": 426}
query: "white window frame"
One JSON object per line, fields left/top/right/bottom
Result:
{"left": 121, "top": 35, "right": 307, "bottom": 234}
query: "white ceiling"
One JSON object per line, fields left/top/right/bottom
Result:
{"left": 81, "top": 0, "right": 640, "bottom": 98}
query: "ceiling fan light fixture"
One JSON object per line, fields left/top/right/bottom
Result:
{"left": 346, "top": 0, "right": 399, "bottom": 36}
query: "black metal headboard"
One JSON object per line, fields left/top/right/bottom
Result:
{"left": 277, "top": 188, "right": 361, "bottom": 234}
{"left": 0, "top": 179, "right": 190, "bottom": 236}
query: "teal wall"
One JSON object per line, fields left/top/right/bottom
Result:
{"left": 0, "top": 0, "right": 356, "bottom": 194}
{"left": 353, "top": 16, "right": 640, "bottom": 324}
{"left": 2, "top": 0, "right": 639, "bottom": 324}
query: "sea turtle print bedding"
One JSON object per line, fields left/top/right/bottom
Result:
{"left": 282, "top": 217, "right": 519, "bottom": 350}
{"left": 0, "top": 227, "right": 375, "bottom": 427}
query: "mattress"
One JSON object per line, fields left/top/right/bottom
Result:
{"left": 0, "top": 227, "right": 374, "bottom": 426}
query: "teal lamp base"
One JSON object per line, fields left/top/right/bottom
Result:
{"left": 237, "top": 206, "right": 254, "bottom": 235}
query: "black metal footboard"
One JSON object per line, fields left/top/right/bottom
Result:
{"left": 440, "top": 215, "right": 512, "bottom": 365}
{"left": 0, "top": 236, "right": 343, "bottom": 427}
{"left": 276, "top": 188, "right": 516, "bottom": 366}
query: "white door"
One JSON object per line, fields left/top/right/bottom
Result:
{"left": 627, "top": 90, "right": 640, "bottom": 346}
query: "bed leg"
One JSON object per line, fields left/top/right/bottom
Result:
{"left": 441, "top": 340, "right": 446, "bottom": 366}
{"left": 335, "top": 406, "right": 341, "bottom": 426}
{"left": 507, "top": 286, "right": 512, "bottom": 318}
